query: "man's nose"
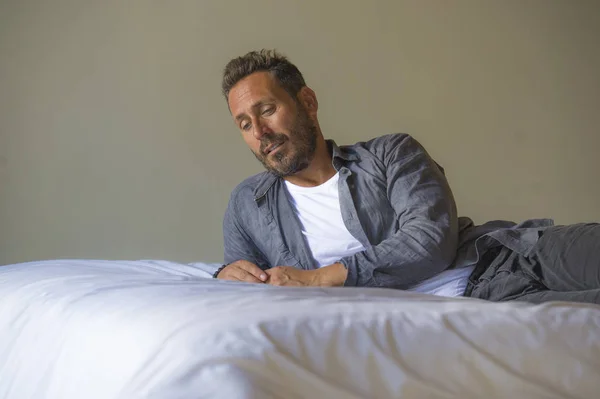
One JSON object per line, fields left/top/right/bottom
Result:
{"left": 252, "top": 120, "right": 272, "bottom": 140}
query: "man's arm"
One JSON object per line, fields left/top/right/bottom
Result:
{"left": 219, "top": 191, "right": 270, "bottom": 282}
{"left": 338, "top": 134, "right": 459, "bottom": 288}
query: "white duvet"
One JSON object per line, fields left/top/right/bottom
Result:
{"left": 0, "top": 259, "right": 599, "bottom": 399}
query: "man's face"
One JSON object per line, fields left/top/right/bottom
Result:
{"left": 228, "top": 72, "right": 317, "bottom": 177}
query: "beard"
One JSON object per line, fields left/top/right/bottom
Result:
{"left": 252, "top": 107, "right": 318, "bottom": 177}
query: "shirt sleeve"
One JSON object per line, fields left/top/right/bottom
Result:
{"left": 339, "top": 134, "right": 459, "bottom": 288}
{"left": 222, "top": 190, "right": 270, "bottom": 270}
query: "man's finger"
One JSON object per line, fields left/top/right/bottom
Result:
{"left": 264, "top": 268, "right": 283, "bottom": 285}
{"left": 228, "top": 266, "right": 263, "bottom": 283}
{"left": 235, "top": 261, "right": 268, "bottom": 282}
{"left": 217, "top": 264, "right": 262, "bottom": 283}
{"left": 239, "top": 269, "right": 263, "bottom": 283}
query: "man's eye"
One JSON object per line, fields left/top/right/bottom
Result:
{"left": 262, "top": 107, "right": 275, "bottom": 116}
{"left": 241, "top": 123, "right": 251, "bottom": 131}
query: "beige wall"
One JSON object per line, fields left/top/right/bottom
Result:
{"left": 1, "top": 0, "right": 599, "bottom": 265}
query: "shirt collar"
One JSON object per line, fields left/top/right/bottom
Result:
{"left": 329, "top": 139, "right": 360, "bottom": 164}
{"left": 252, "top": 139, "right": 360, "bottom": 200}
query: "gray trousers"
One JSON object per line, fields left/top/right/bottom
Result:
{"left": 466, "top": 223, "right": 600, "bottom": 304}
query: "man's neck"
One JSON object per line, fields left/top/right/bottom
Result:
{"left": 284, "top": 139, "right": 336, "bottom": 187}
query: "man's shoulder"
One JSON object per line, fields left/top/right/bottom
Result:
{"left": 340, "top": 133, "right": 422, "bottom": 162}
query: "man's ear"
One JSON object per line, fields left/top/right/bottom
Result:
{"left": 298, "top": 86, "right": 318, "bottom": 115}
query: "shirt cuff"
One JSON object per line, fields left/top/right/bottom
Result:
{"left": 339, "top": 258, "right": 358, "bottom": 286}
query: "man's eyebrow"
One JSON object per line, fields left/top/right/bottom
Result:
{"left": 234, "top": 100, "right": 273, "bottom": 122}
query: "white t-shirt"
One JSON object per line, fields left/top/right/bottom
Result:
{"left": 285, "top": 173, "right": 473, "bottom": 297}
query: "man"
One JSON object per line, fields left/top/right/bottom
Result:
{"left": 215, "top": 49, "right": 600, "bottom": 304}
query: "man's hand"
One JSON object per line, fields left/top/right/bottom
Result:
{"left": 265, "top": 266, "right": 318, "bottom": 286}
{"left": 266, "top": 263, "right": 348, "bottom": 287}
{"left": 216, "top": 260, "right": 268, "bottom": 283}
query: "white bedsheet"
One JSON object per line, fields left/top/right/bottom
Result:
{"left": 1, "top": 259, "right": 599, "bottom": 399}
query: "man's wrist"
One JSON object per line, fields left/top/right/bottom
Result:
{"left": 314, "top": 262, "right": 347, "bottom": 287}
{"left": 213, "top": 264, "right": 228, "bottom": 278}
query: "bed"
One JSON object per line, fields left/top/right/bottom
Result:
{"left": 1, "top": 259, "right": 599, "bottom": 398}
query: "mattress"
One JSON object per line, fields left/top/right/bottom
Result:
{"left": 1, "top": 259, "right": 599, "bottom": 398}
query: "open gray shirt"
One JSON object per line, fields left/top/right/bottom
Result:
{"left": 223, "top": 133, "right": 553, "bottom": 288}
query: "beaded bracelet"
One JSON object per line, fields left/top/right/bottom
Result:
{"left": 212, "top": 264, "right": 228, "bottom": 278}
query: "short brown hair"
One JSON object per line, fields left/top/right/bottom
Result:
{"left": 221, "top": 49, "right": 306, "bottom": 102}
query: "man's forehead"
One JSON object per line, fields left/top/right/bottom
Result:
{"left": 228, "top": 72, "right": 283, "bottom": 116}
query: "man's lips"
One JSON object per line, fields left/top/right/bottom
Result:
{"left": 263, "top": 142, "right": 283, "bottom": 155}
